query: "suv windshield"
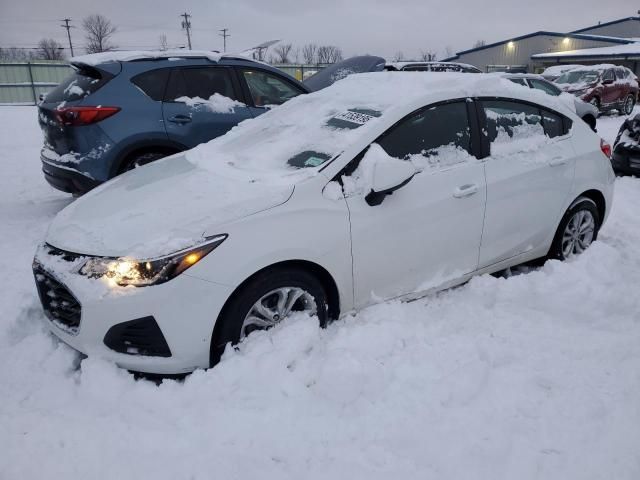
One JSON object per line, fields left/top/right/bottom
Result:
{"left": 556, "top": 70, "right": 600, "bottom": 85}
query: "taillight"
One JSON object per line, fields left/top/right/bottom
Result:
{"left": 600, "top": 139, "right": 612, "bottom": 158}
{"left": 55, "top": 106, "right": 120, "bottom": 126}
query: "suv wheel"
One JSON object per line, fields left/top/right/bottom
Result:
{"left": 121, "top": 151, "right": 168, "bottom": 173}
{"left": 623, "top": 95, "right": 636, "bottom": 116}
{"left": 210, "top": 267, "right": 330, "bottom": 365}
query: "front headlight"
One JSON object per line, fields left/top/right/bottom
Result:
{"left": 79, "top": 235, "right": 227, "bottom": 287}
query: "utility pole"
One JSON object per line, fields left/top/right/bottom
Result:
{"left": 60, "top": 18, "right": 75, "bottom": 57}
{"left": 180, "top": 12, "right": 192, "bottom": 50}
{"left": 219, "top": 28, "right": 229, "bottom": 52}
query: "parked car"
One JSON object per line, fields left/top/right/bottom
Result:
{"left": 33, "top": 73, "right": 614, "bottom": 374}
{"left": 554, "top": 64, "right": 639, "bottom": 114}
{"left": 540, "top": 64, "right": 584, "bottom": 82}
{"left": 38, "top": 50, "right": 311, "bottom": 195}
{"left": 384, "top": 61, "right": 482, "bottom": 73}
{"left": 611, "top": 113, "right": 640, "bottom": 175}
{"left": 503, "top": 73, "right": 598, "bottom": 130}
{"left": 303, "top": 55, "right": 386, "bottom": 91}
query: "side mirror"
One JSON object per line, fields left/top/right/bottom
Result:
{"left": 365, "top": 156, "right": 416, "bottom": 206}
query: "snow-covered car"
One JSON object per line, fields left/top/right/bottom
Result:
{"left": 541, "top": 64, "right": 584, "bottom": 81}
{"left": 384, "top": 61, "right": 482, "bottom": 73}
{"left": 33, "top": 73, "right": 615, "bottom": 374}
{"left": 554, "top": 64, "right": 639, "bottom": 114}
{"left": 612, "top": 113, "right": 640, "bottom": 175}
{"left": 503, "top": 73, "right": 599, "bottom": 130}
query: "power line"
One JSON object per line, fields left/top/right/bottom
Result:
{"left": 60, "top": 18, "right": 74, "bottom": 57}
{"left": 180, "top": 12, "right": 192, "bottom": 50}
{"left": 219, "top": 28, "right": 230, "bottom": 52}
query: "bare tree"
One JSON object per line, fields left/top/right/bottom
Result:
{"left": 302, "top": 43, "right": 317, "bottom": 64}
{"left": 393, "top": 51, "right": 405, "bottom": 62}
{"left": 419, "top": 50, "right": 437, "bottom": 61}
{"left": 37, "top": 38, "right": 64, "bottom": 60}
{"left": 473, "top": 39, "right": 486, "bottom": 48}
{"left": 159, "top": 34, "right": 168, "bottom": 51}
{"left": 317, "top": 45, "right": 343, "bottom": 64}
{"left": 83, "top": 14, "right": 117, "bottom": 53}
{"left": 292, "top": 46, "right": 300, "bottom": 64}
{"left": 273, "top": 43, "right": 293, "bottom": 64}
{"left": 0, "top": 47, "right": 38, "bottom": 61}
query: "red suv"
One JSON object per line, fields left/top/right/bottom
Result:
{"left": 555, "top": 64, "right": 639, "bottom": 115}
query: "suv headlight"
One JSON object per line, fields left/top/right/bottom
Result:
{"left": 79, "top": 235, "right": 227, "bottom": 287}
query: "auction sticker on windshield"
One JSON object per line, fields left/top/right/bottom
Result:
{"left": 328, "top": 109, "right": 382, "bottom": 129}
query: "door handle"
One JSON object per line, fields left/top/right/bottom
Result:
{"left": 168, "top": 114, "right": 192, "bottom": 124}
{"left": 453, "top": 183, "right": 479, "bottom": 198}
{"left": 549, "top": 156, "right": 568, "bottom": 166}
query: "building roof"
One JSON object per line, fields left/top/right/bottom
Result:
{"left": 571, "top": 16, "right": 640, "bottom": 34}
{"left": 443, "top": 31, "right": 632, "bottom": 61}
{"left": 532, "top": 42, "right": 640, "bottom": 60}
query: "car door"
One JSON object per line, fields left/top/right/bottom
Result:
{"left": 343, "top": 100, "right": 487, "bottom": 308}
{"left": 600, "top": 69, "right": 618, "bottom": 107}
{"left": 162, "top": 66, "right": 253, "bottom": 149}
{"left": 478, "top": 99, "right": 576, "bottom": 268}
{"left": 238, "top": 68, "right": 306, "bottom": 117}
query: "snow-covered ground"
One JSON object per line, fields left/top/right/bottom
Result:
{"left": 1, "top": 106, "right": 639, "bottom": 479}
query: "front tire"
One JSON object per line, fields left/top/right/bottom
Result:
{"left": 548, "top": 197, "right": 600, "bottom": 261}
{"left": 210, "top": 267, "right": 329, "bottom": 366}
{"left": 121, "top": 151, "right": 168, "bottom": 173}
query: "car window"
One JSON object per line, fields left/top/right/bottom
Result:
{"left": 529, "top": 78, "right": 561, "bottom": 96}
{"left": 164, "top": 67, "right": 237, "bottom": 102}
{"left": 603, "top": 70, "right": 615, "bottom": 82}
{"left": 242, "top": 69, "right": 304, "bottom": 107}
{"left": 378, "top": 101, "right": 472, "bottom": 160}
{"left": 45, "top": 67, "right": 110, "bottom": 103}
{"left": 508, "top": 78, "right": 528, "bottom": 86}
{"left": 483, "top": 100, "right": 568, "bottom": 149}
{"left": 404, "top": 65, "right": 430, "bottom": 72}
{"left": 131, "top": 69, "right": 170, "bottom": 101}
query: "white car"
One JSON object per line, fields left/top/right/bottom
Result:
{"left": 33, "top": 73, "right": 615, "bottom": 374}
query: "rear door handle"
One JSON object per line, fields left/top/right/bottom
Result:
{"left": 168, "top": 114, "right": 192, "bottom": 124}
{"left": 453, "top": 183, "right": 479, "bottom": 198}
{"left": 549, "top": 156, "right": 568, "bottom": 166}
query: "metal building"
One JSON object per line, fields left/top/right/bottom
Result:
{"left": 444, "top": 17, "right": 640, "bottom": 74}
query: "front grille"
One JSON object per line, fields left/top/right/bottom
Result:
{"left": 33, "top": 266, "right": 81, "bottom": 335}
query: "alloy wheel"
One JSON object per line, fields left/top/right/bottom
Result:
{"left": 561, "top": 209, "right": 595, "bottom": 258}
{"left": 624, "top": 96, "right": 635, "bottom": 115}
{"left": 241, "top": 287, "right": 317, "bottom": 339}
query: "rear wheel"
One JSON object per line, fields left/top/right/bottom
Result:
{"left": 548, "top": 198, "right": 600, "bottom": 261}
{"left": 210, "top": 267, "right": 330, "bottom": 365}
{"left": 623, "top": 94, "right": 636, "bottom": 116}
{"left": 121, "top": 151, "right": 168, "bottom": 172}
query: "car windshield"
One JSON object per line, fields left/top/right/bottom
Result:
{"left": 184, "top": 98, "right": 384, "bottom": 179}
{"left": 556, "top": 70, "right": 600, "bottom": 85}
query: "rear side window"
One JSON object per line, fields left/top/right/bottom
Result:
{"left": 378, "top": 101, "right": 472, "bottom": 160}
{"left": 508, "top": 78, "right": 527, "bottom": 86}
{"left": 483, "top": 99, "right": 569, "bottom": 147}
{"left": 602, "top": 70, "right": 615, "bottom": 82}
{"left": 131, "top": 69, "right": 170, "bottom": 101}
{"left": 44, "top": 67, "right": 109, "bottom": 103}
{"left": 529, "top": 78, "right": 561, "bottom": 97}
{"left": 164, "top": 67, "right": 237, "bottom": 102}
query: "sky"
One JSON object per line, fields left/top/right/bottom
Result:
{"left": 0, "top": 0, "right": 636, "bottom": 60}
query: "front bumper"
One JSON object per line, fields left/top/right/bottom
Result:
{"left": 41, "top": 156, "right": 101, "bottom": 194}
{"left": 33, "top": 244, "right": 233, "bottom": 374}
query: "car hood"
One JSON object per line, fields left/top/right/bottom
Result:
{"left": 46, "top": 154, "right": 295, "bottom": 258}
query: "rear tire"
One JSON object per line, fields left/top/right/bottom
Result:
{"left": 548, "top": 197, "right": 600, "bottom": 261}
{"left": 210, "top": 267, "right": 330, "bottom": 366}
{"left": 623, "top": 94, "right": 636, "bottom": 116}
{"left": 120, "top": 151, "right": 169, "bottom": 173}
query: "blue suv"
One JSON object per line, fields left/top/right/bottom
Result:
{"left": 38, "top": 52, "right": 310, "bottom": 194}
